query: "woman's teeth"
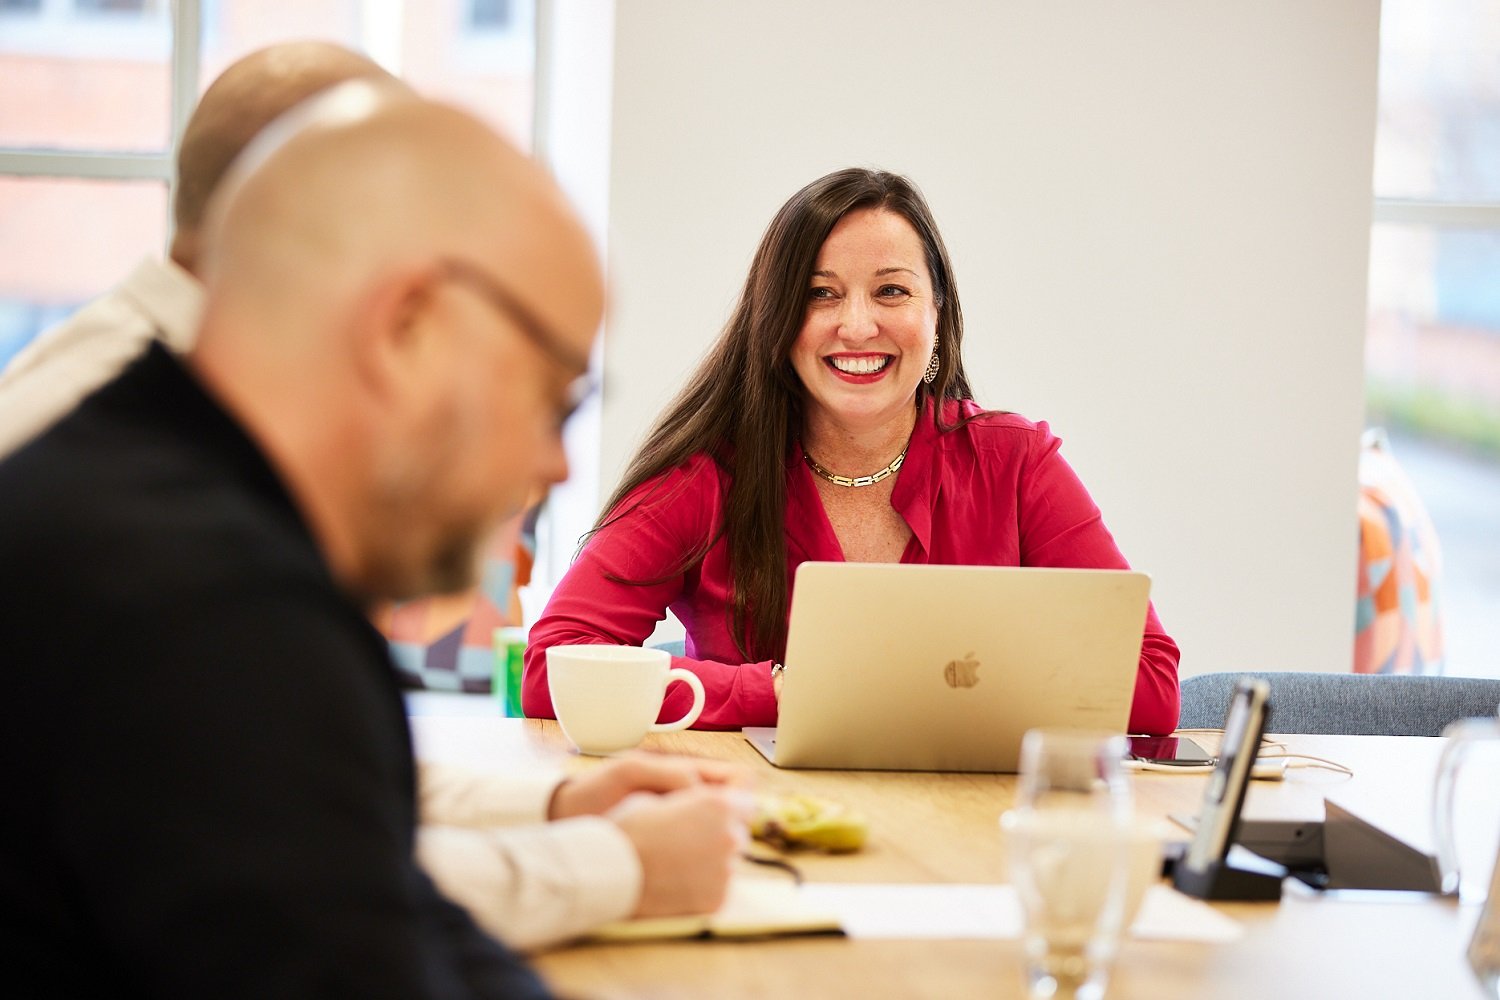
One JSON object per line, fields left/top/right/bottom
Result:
{"left": 828, "top": 356, "right": 889, "bottom": 375}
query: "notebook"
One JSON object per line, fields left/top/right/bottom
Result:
{"left": 744, "top": 562, "right": 1151, "bottom": 773}
{"left": 588, "top": 877, "right": 844, "bottom": 942}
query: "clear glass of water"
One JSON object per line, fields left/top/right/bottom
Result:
{"left": 1471, "top": 834, "right": 1500, "bottom": 999}
{"left": 1001, "top": 728, "right": 1133, "bottom": 1000}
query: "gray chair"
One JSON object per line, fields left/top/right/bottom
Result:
{"left": 651, "top": 639, "right": 686, "bottom": 657}
{"left": 1179, "top": 672, "right": 1500, "bottom": 737}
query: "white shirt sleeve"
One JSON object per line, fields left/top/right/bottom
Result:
{"left": 417, "top": 819, "right": 642, "bottom": 952}
{"left": 414, "top": 760, "right": 643, "bottom": 951}
{"left": 416, "top": 760, "right": 559, "bottom": 827}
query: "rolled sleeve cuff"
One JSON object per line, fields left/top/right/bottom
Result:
{"left": 418, "top": 817, "right": 642, "bottom": 952}
{"left": 417, "top": 761, "right": 561, "bottom": 827}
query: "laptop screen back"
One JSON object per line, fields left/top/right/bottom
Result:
{"left": 764, "top": 562, "right": 1151, "bottom": 772}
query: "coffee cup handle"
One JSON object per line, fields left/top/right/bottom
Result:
{"left": 650, "top": 667, "right": 706, "bottom": 732}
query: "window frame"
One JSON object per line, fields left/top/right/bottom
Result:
{"left": 1373, "top": 200, "right": 1500, "bottom": 230}
{"left": 0, "top": 0, "right": 199, "bottom": 212}
{"left": 0, "top": 0, "right": 554, "bottom": 249}
{"left": 0, "top": 0, "right": 596, "bottom": 594}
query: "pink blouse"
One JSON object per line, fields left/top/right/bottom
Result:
{"left": 524, "top": 401, "right": 1181, "bottom": 735}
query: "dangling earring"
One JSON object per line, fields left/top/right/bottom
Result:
{"left": 922, "top": 350, "right": 940, "bottom": 385}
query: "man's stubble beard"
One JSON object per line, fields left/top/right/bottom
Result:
{"left": 364, "top": 401, "right": 489, "bottom": 602}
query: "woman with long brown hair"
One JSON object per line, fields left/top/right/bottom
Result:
{"left": 521, "top": 168, "right": 1180, "bottom": 735}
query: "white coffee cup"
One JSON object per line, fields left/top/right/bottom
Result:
{"left": 546, "top": 644, "right": 706, "bottom": 755}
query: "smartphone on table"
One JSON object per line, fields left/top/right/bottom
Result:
{"left": 1127, "top": 734, "right": 1215, "bottom": 767}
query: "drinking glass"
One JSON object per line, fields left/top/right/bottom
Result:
{"left": 1472, "top": 842, "right": 1500, "bottom": 999}
{"left": 1001, "top": 728, "right": 1133, "bottom": 1000}
{"left": 1434, "top": 714, "right": 1500, "bottom": 901}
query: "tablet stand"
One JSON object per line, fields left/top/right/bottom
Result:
{"left": 1225, "top": 801, "right": 1444, "bottom": 893}
{"left": 1172, "top": 846, "right": 1286, "bottom": 901}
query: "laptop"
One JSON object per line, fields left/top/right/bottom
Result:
{"left": 744, "top": 562, "right": 1151, "bottom": 772}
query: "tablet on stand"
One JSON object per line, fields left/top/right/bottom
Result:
{"left": 1171, "top": 677, "right": 1286, "bottom": 901}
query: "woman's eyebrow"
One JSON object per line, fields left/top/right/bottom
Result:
{"left": 810, "top": 266, "right": 918, "bottom": 279}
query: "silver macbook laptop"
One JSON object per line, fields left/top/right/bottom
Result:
{"left": 744, "top": 562, "right": 1151, "bottom": 772}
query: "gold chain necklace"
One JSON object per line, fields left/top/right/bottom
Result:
{"left": 802, "top": 444, "right": 909, "bottom": 488}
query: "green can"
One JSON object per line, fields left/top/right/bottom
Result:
{"left": 492, "top": 626, "right": 527, "bottom": 717}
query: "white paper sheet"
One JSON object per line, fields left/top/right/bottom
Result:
{"left": 1131, "top": 885, "right": 1244, "bottom": 942}
{"left": 796, "top": 883, "right": 1242, "bottom": 943}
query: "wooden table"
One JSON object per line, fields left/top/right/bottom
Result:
{"left": 410, "top": 711, "right": 1489, "bottom": 1000}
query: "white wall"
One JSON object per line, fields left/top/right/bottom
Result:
{"left": 595, "top": 0, "right": 1381, "bottom": 676}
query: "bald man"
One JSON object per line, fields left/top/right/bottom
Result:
{"left": 0, "top": 86, "right": 745, "bottom": 996}
{"left": 0, "top": 41, "right": 396, "bottom": 459}
{"left": 0, "top": 42, "right": 744, "bottom": 955}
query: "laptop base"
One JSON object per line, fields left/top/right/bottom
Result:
{"left": 744, "top": 727, "right": 779, "bottom": 766}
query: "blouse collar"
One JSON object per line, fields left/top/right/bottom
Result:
{"left": 787, "top": 396, "right": 962, "bottom": 561}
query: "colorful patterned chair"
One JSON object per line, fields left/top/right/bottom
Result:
{"left": 372, "top": 512, "right": 534, "bottom": 693}
{"left": 1355, "top": 428, "right": 1444, "bottom": 674}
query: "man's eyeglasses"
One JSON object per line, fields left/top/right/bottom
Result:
{"left": 436, "top": 256, "right": 597, "bottom": 425}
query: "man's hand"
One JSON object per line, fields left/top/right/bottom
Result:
{"left": 547, "top": 754, "right": 749, "bottom": 820}
{"left": 607, "top": 787, "right": 752, "bottom": 918}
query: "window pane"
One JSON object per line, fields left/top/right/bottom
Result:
{"left": 74, "top": 0, "right": 157, "bottom": 12}
{"left": 1369, "top": 224, "right": 1500, "bottom": 412}
{"left": 0, "top": 2, "right": 171, "bottom": 151}
{"left": 1374, "top": 0, "right": 1500, "bottom": 201}
{"left": 1365, "top": 222, "right": 1500, "bottom": 678}
{"left": 401, "top": 0, "right": 536, "bottom": 151}
{"left": 469, "top": 0, "right": 514, "bottom": 31}
{"left": 0, "top": 176, "right": 167, "bottom": 368}
{"left": 200, "top": 0, "right": 361, "bottom": 79}
{"left": 201, "top": 0, "right": 535, "bottom": 151}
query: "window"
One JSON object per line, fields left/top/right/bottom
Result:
{"left": 1366, "top": 0, "right": 1500, "bottom": 678}
{"left": 0, "top": 0, "right": 169, "bottom": 62}
{"left": 469, "top": 0, "right": 514, "bottom": 31}
{"left": 0, "top": 0, "right": 602, "bottom": 595}
{"left": 0, "top": 0, "right": 174, "bottom": 368}
{"left": 0, "top": 176, "right": 167, "bottom": 368}
{"left": 74, "top": 0, "right": 160, "bottom": 13}
{"left": 0, "top": 0, "right": 538, "bottom": 363}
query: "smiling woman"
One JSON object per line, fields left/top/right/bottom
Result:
{"left": 521, "top": 167, "right": 1181, "bottom": 736}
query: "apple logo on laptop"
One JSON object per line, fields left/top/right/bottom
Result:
{"left": 943, "top": 652, "right": 980, "bottom": 688}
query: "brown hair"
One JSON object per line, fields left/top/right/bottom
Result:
{"left": 595, "top": 168, "right": 974, "bottom": 660}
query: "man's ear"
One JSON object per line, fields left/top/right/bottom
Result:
{"left": 348, "top": 263, "right": 447, "bottom": 407}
